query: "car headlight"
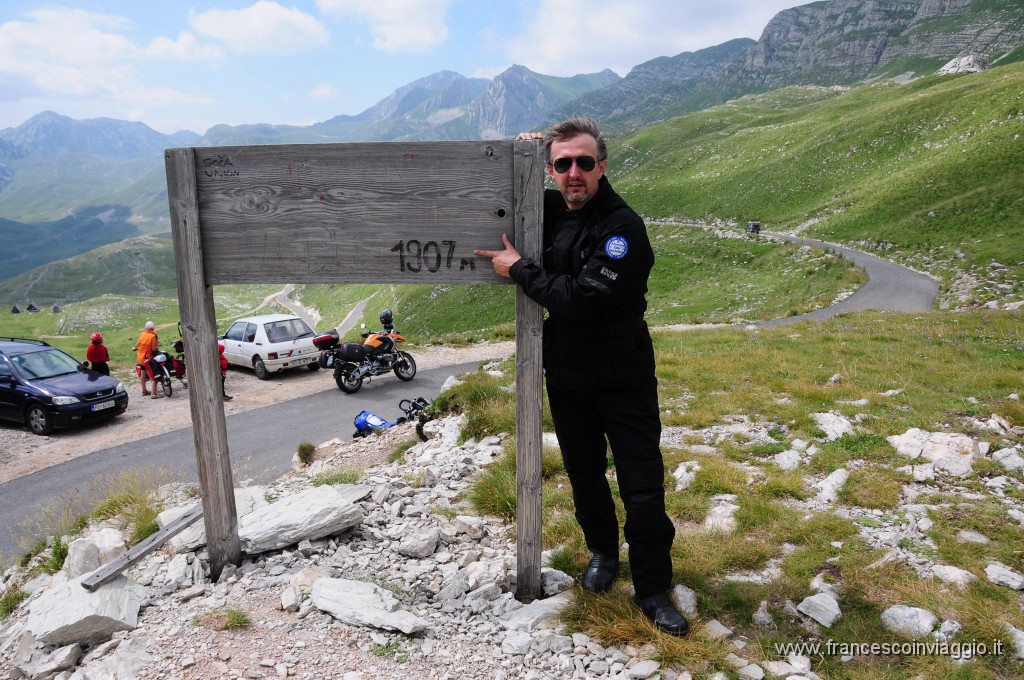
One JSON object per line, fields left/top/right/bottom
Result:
{"left": 115, "top": 382, "right": 126, "bottom": 394}
{"left": 51, "top": 396, "right": 81, "bottom": 405}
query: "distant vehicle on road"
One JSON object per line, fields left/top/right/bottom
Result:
{"left": 745, "top": 220, "right": 761, "bottom": 234}
{"left": 0, "top": 338, "right": 128, "bottom": 435}
{"left": 220, "top": 314, "right": 320, "bottom": 380}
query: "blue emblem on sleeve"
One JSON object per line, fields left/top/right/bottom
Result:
{"left": 604, "top": 236, "right": 629, "bottom": 260}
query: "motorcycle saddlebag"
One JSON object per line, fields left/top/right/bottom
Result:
{"left": 312, "top": 329, "right": 340, "bottom": 350}
{"left": 318, "top": 349, "right": 335, "bottom": 369}
{"left": 340, "top": 341, "right": 367, "bottom": 362}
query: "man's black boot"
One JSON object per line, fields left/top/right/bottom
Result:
{"left": 581, "top": 553, "right": 619, "bottom": 593}
{"left": 631, "top": 591, "right": 690, "bottom": 637}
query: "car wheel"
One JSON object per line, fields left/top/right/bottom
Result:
{"left": 26, "top": 404, "right": 53, "bottom": 436}
{"left": 253, "top": 357, "right": 269, "bottom": 380}
{"left": 307, "top": 362, "right": 320, "bottom": 371}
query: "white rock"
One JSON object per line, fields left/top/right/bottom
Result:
{"left": 397, "top": 527, "right": 441, "bottom": 558}
{"left": 881, "top": 605, "right": 937, "bottom": 639}
{"left": 704, "top": 494, "right": 740, "bottom": 532}
{"left": 626, "top": 660, "right": 661, "bottom": 678}
{"left": 65, "top": 528, "right": 127, "bottom": 579}
{"left": 311, "top": 578, "right": 428, "bottom": 634}
{"left": 932, "top": 565, "right": 977, "bottom": 589}
{"left": 797, "top": 593, "right": 842, "bottom": 628}
{"left": 238, "top": 486, "right": 363, "bottom": 553}
{"left": 992, "top": 447, "right": 1024, "bottom": 472}
{"left": 1004, "top": 622, "right": 1024, "bottom": 659}
{"left": 985, "top": 562, "right": 1024, "bottom": 590}
{"left": 811, "top": 412, "right": 854, "bottom": 440}
{"left": 672, "top": 461, "right": 701, "bottom": 490}
{"left": 704, "top": 619, "right": 733, "bottom": 639}
{"left": 737, "top": 664, "right": 765, "bottom": 680}
{"left": 24, "top": 575, "right": 144, "bottom": 647}
{"left": 672, "top": 584, "right": 699, "bottom": 618}
{"left": 815, "top": 469, "right": 849, "bottom": 504}
{"left": 938, "top": 54, "right": 988, "bottom": 74}
{"left": 158, "top": 487, "right": 269, "bottom": 553}
{"left": 773, "top": 450, "right": 801, "bottom": 470}
{"left": 500, "top": 591, "right": 573, "bottom": 631}
{"left": 957, "top": 529, "right": 989, "bottom": 544}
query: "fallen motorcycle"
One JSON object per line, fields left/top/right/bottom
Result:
{"left": 312, "top": 308, "right": 416, "bottom": 394}
{"left": 352, "top": 397, "right": 430, "bottom": 438}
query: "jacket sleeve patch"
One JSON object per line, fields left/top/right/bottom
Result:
{"left": 604, "top": 235, "right": 629, "bottom": 260}
{"left": 599, "top": 266, "right": 619, "bottom": 281}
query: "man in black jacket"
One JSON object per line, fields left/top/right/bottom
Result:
{"left": 474, "top": 116, "right": 688, "bottom": 636}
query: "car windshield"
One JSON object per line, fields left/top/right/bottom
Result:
{"left": 11, "top": 348, "right": 82, "bottom": 379}
{"left": 263, "top": 318, "right": 314, "bottom": 343}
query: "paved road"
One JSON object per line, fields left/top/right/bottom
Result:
{"left": 0, "top": 361, "right": 478, "bottom": 562}
{"left": 755, "top": 232, "right": 938, "bottom": 327}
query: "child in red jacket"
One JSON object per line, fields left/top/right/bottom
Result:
{"left": 218, "top": 343, "right": 233, "bottom": 401}
{"left": 86, "top": 332, "right": 110, "bottom": 376}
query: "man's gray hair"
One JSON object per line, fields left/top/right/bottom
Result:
{"left": 544, "top": 115, "right": 608, "bottom": 162}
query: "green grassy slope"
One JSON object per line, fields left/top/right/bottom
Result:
{"left": 612, "top": 62, "right": 1024, "bottom": 301}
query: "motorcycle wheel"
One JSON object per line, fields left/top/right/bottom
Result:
{"left": 335, "top": 365, "right": 363, "bottom": 393}
{"left": 393, "top": 351, "right": 416, "bottom": 381}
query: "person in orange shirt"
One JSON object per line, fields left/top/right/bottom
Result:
{"left": 132, "top": 321, "right": 160, "bottom": 399}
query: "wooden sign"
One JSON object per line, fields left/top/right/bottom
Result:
{"left": 164, "top": 140, "right": 545, "bottom": 601}
{"left": 188, "top": 142, "right": 518, "bottom": 285}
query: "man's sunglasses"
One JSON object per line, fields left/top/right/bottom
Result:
{"left": 549, "top": 155, "right": 598, "bottom": 173}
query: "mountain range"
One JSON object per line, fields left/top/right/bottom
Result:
{"left": 0, "top": 0, "right": 1022, "bottom": 302}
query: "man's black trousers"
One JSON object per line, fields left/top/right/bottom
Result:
{"left": 547, "top": 376, "right": 675, "bottom": 597}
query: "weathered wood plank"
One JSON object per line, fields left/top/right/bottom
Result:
{"left": 513, "top": 140, "right": 545, "bottom": 603}
{"left": 166, "top": 147, "right": 242, "bottom": 580}
{"left": 81, "top": 504, "right": 203, "bottom": 591}
{"left": 185, "top": 141, "right": 516, "bottom": 285}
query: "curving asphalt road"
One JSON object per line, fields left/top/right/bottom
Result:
{"left": 754, "top": 232, "right": 938, "bottom": 327}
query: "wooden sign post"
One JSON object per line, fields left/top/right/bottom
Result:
{"left": 165, "top": 141, "right": 545, "bottom": 600}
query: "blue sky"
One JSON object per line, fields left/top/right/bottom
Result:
{"left": 0, "top": 1, "right": 802, "bottom": 135}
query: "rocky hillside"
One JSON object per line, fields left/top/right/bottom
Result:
{"left": 567, "top": 0, "right": 1024, "bottom": 130}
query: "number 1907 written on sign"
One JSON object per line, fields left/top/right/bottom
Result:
{"left": 390, "top": 239, "right": 476, "bottom": 273}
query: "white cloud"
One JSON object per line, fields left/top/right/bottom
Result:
{"left": 0, "top": 7, "right": 218, "bottom": 124}
{"left": 146, "top": 31, "right": 223, "bottom": 61}
{"left": 316, "top": 0, "right": 453, "bottom": 53}
{"left": 309, "top": 83, "right": 341, "bottom": 100}
{"left": 190, "top": 1, "right": 329, "bottom": 55}
{"left": 0, "top": 8, "right": 140, "bottom": 95}
{"left": 502, "top": 0, "right": 795, "bottom": 77}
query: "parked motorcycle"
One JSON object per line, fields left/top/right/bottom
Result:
{"left": 312, "top": 308, "right": 416, "bottom": 394}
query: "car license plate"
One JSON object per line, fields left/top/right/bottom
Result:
{"left": 91, "top": 400, "right": 115, "bottom": 412}
{"left": 292, "top": 356, "right": 313, "bottom": 366}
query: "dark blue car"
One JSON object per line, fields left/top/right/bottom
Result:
{"left": 0, "top": 338, "right": 129, "bottom": 435}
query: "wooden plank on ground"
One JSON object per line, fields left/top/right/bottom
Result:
{"left": 81, "top": 504, "right": 204, "bottom": 591}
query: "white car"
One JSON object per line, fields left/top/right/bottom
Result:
{"left": 220, "top": 314, "right": 321, "bottom": 380}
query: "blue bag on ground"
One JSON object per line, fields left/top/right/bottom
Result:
{"left": 353, "top": 410, "right": 396, "bottom": 436}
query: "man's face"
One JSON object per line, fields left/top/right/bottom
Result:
{"left": 547, "top": 133, "right": 606, "bottom": 210}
